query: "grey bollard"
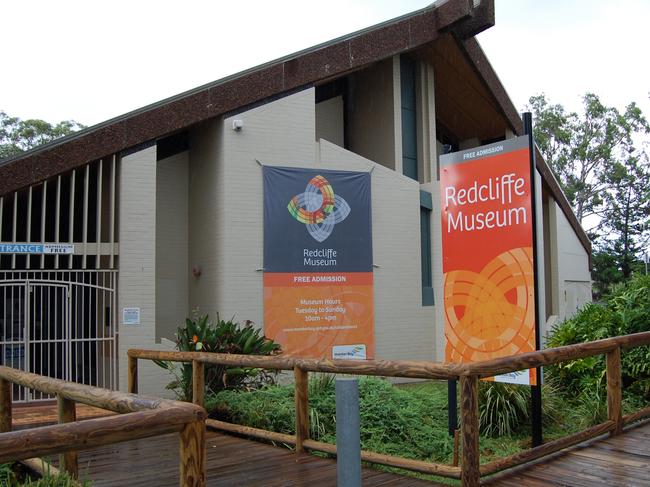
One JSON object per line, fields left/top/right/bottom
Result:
{"left": 336, "top": 377, "right": 362, "bottom": 487}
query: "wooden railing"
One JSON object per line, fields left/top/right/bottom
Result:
{"left": 0, "top": 366, "right": 207, "bottom": 487}
{"left": 129, "top": 331, "right": 650, "bottom": 487}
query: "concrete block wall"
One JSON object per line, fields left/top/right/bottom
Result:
{"left": 118, "top": 145, "right": 174, "bottom": 395}
{"left": 188, "top": 88, "right": 440, "bottom": 361}
{"left": 548, "top": 201, "right": 592, "bottom": 323}
{"left": 217, "top": 88, "right": 317, "bottom": 325}
{"left": 318, "top": 140, "right": 438, "bottom": 361}
{"left": 188, "top": 120, "right": 226, "bottom": 317}
{"left": 156, "top": 151, "right": 189, "bottom": 342}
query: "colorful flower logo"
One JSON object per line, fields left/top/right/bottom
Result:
{"left": 288, "top": 175, "right": 350, "bottom": 242}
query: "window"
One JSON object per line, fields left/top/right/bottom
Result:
{"left": 420, "top": 191, "right": 434, "bottom": 306}
{"left": 401, "top": 55, "right": 418, "bottom": 181}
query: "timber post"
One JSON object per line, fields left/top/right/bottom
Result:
{"left": 606, "top": 347, "right": 623, "bottom": 435}
{"left": 294, "top": 366, "right": 309, "bottom": 454}
{"left": 57, "top": 395, "right": 78, "bottom": 478}
{"left": 192, "top": 360, "right": 205, "bottom": 407}
{"left": 0, "top": 378, "right": 11, "bottom": 433}
{"left": 179, "top": 419, "right": 206, "bottom": 487}
{"left": 128, "top": 355, "right": 138, "bottom": 394}
{"left": 460, "top": 375, "right": 480, "bottom": 487}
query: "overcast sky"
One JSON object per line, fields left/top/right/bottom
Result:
{"left": 1, "top": 0, "right": 648, "bottom": 127}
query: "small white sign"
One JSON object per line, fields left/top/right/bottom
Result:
{"left": 44, "top": 244, "right": 75, "bottom": 254}
{"left": 122, "top": 307, "right": 141, "bottom": 325}
{"left": 332, "top": 344, "right": 367, "bottom": 360}
{"left": 493, "top": 370, "right": 531, "bottom": 386}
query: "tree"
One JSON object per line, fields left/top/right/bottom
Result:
{"left": 528, "top": 93, "right": 649, "bottom": 226}
{"left": 528, "top": 93, "right": 650, "bottom": 294}
{"left": 600, "top": 152, "right": 650, "bottom": 278}
{"left": 0, "top": 110, "right": 85, "bottom": 161}
{"left": 590, "top": 250, "right": 623, "bottom": 299}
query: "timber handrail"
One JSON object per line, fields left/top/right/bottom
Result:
{"left": 129, "top": 330, "right": 650, "bottom": 487}
{"left": 0, "top": 366, "right": 207, "bottom": 487}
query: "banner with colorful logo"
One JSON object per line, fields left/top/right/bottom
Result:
{"left": 440, "top": 136, "right": 538, "bottom": 385}
{"left": 263, "top": 166, "right": 374, "bottom": 359}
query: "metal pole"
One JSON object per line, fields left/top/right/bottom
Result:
{"left": 448, "top": 379, "right": 458, "bottom": 436}
{"left": 336, "top": 377, "right": 361, "bottom": 487}
{"left": 524, "top": 112, "right": 543, "bottom": 447}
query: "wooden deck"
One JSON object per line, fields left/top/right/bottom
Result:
{"left": 12, "top": 405, "right": 650, "bottom": 486}
{"left": 487, "top": 421, "right": 650, "bottom": 486}
{"left": 13, "top": 402, "right": 114, "bottom": 430}
{"left": 58, "top": 431, "right": 441, "bottom": 486}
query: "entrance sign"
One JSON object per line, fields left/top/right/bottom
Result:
{"left": 263, "top": 166, "right": 374, "bottom": 359}
{"left": 0, "top": 243, "right": 75, "bottom": 254}
{"left": 440, "top": 136, "right": 537, "bottom": 385}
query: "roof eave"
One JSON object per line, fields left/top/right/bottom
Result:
{"left": 0, "top": 0, "right": 490, "bottom": 197}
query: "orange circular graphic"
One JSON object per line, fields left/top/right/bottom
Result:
{"left": 444, "top": 247, "right": 535, "bottom": 363}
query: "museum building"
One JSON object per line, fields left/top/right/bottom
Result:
{"left": 0, "top": 0, "right": 592, "bottom": 399}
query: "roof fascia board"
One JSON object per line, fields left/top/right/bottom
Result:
{"left": 0, "top": 0, "right": 483, "bottom": 196}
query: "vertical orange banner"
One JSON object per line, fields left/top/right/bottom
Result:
{"left": 263, "top": 167, "right": 374, "bottom": 359}
{"left": 440, "top": 137, "right": 537, "bottom": 385}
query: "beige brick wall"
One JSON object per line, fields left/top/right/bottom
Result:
{"left": 318, "top": 140, "right": 438, "bottom": 361}
{"left": 315, "top": 96, "right": 344, "bottom": 147}
{"left": 156, "top": 151, "right": 189, "bottom": 341}
{"left": 118, "top": 145, "right": 174, "bottom": 395}
{"left": 548, "top": 201, "right": 592, "bottom": 324}
{"left": 197, "top": 88, "right": 441, "bottom": 362}
{"left": 347, "top": 58, "right": 399, "bottom": 171}
{"left": 188, "top": 120, "right": 225, "bottom": 317}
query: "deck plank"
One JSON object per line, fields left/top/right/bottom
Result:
{"left": 486, "top": 421, "right": 650, "bottom": 487}
{"left": 12, "top": 404, "right": 650, "bottom": 486}
{"left": 64, "top": 431, "right": 444, "bottom": 486}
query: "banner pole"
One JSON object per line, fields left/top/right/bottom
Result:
{"left": 447, "top": 379, "right": 457, "bottom": 436}
{"left": 523, "top": 112, "right": 543, "bottom": 447}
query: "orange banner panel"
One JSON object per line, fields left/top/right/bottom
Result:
{"left": 264, "top": 273, "right": 374, "bottom": 358}
{"left": 440, "top": 137, "right": 537, "bottom": 385}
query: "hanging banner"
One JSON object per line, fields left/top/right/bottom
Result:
{"left": 440, "top": 136, "right": 537, "bottom": 385}
{"left": 263, "top": 166, "right": 374, "bottom": 359}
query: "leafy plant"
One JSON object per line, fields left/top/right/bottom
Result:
{"left": 206, "top": 377, "right": 454, "bottom": 462}
{"left": 0, "top": 462, "right": 90, "bottom": 487}
{"left": 19, "top": 471, "right": 89, "bottom": 487}
{"left": 0, "top": 462, "right": 15, "bottom": 486}
{"left": 478, "top": 382, "right": 530, "bottom": 437}
{"left": 547, "top": 274, "right": 650, "bottom": 401}
{"left": 155, "top": 314, "right": 281, "bottom": 402}
{"left": 574, "top": 379, "right": 608, "bottom": 429}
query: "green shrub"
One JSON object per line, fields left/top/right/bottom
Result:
{"left": 0, "top": 462, "right": 90, "bottom": 487}
{"left": 155, "top": 314, "right": 281, "bottom": 401}
{"left": 206, "top": 377, "right": 453, "bottom": 462}
{"left": 477, "top": 380, "right": 562, "bottom": 438}
{"left": 19, "top": 471, "right": 88, "bottom": 487}
{"left": 0, "top": 462, "right": 15, "bottom": 486}
{"left": 547, "top": 274, "right": 650, "bottom": 401}
{"left": 478, "top": 382, "right": 529, "bottom": 437}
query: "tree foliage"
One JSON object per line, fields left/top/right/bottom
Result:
{"left": 547, "top": 274, "right": 650, "bottom": 400}
{"left": 528, "top": 93, "right": 650, "bottom": 291}
{"left": 600, "top": 152, "right": 650, "bottom": 278}
{"left": 0, "top": 110, "right": 85, "bottom": 161}
{"left": 528, "top": 93, "right": 649, "bottom": 225}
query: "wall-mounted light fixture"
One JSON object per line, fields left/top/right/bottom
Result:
{"left": 232, "top": 119, "right": 244, "bottom": 131}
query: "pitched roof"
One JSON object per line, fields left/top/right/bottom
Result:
{"left": 0, "top": 0, "right": 590, "bottom": 256}
{"left": 0, "top": 0, "right": 492, "bottom": 196}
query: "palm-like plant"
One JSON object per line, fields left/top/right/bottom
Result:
{"left": 156, "top": 314, "right": 281, "bottom": 402}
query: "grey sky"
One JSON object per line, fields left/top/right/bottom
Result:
{"left": 2, "top": 0, "right": 648, "bottom": 126}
